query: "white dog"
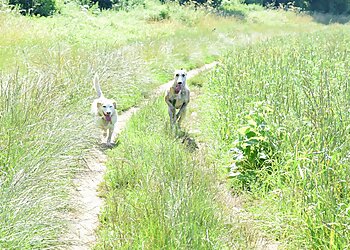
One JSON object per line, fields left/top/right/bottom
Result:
{"left": 164, "top": 69, "right": 190, "bottom": 127}
{"left": 91, "top": 74, "right": 117, "bottom": 146}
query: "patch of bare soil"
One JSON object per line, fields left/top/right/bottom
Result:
{"left": 65, "top": 148, "right": 106, "bottom": 249}
{"left": 64, "top": 62, "right": 218, "bottom": 249}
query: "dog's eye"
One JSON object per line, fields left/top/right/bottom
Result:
{"left": 175, "top": 74, "right": 179, "bottom": 77}
{"left": 182, "top": 74, "right": 185, "bottom": 77}
{"left": 102, "top": 105, "right": 107, "bottom": 108}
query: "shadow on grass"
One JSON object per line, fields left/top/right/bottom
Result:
{"left": 99, "top": 139, "right": 121, "bottom": 151}
{"left": 174, "top": 128, "right": 199, "bottom": 152}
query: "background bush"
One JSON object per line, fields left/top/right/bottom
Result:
{"left": 243, "top": 0, "right": 350, "bottom": 14}
{"left": 160, "top": 0, "right": 222, "bottom": 8}
{"left": 82, "top": 0, "right": 144, "bottom": 10}
{"left": 9, "top": 0, "right": 56, "bottom": 16}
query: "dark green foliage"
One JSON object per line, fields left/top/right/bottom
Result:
{"left": 244, "top": 0, "right": 307, "bottom": 8}
{"left": 161, "top": 0, "right": 222, "bottom": 9}
{"left": 81, "top": 0, "right": 144, "bottom": 10}
{"left": 91, "top": 0, "right": 112, "bottom": 9}
{"left": 9, "top": 0, "right": 56, "bottom": 16}
{"left": 244, "top": 0, "right": 350, "bottom": 14}
{"left": 309, "top": 0, "right": 350, "bottom": 14}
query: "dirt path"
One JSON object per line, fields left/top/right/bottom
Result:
{"left": 66, "top": 61, "right": 279, "bottom": 249}
{"left": 65, "top": 62, "right": 218, "bottom": 249}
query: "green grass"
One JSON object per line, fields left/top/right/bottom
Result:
{"left": 202, "top": 27, "right": 350, "bottom": 249}
{"left": 0, "top": 0, "right": 335, "bottom": 248}
{"left": 0, "top": 1, "right": 325, "bottom": 111}
{"left": 95, "top": 97, "right": 232, "bottom": 249}
{"left": 0, "top": 71, "right": 96, "bottom": 248}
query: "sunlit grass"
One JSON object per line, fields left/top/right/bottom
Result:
{"left": 0, "top": 1, "right": 333, "bottom": 248}
{"left": 203, "top": 27, "right": 350, "bottom": 249}
{"left": 0, "top": 71, "right": 96, "bottom": 249}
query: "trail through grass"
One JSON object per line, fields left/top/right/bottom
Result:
{"left": 65, "top": 62, "right": 218, "bottom": 248}
{"left": 95, "top": 96, "right": 233, "bottom": 249}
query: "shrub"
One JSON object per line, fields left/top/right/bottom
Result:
{"left": 114, "top": 0, "right": 145, "bottom": 11}
{"left": 90, "top": 0, "right": 112, "bottom": 9}
{"left": 244, "top": 0, "right": 350, "bottom": 14}
{"left": 146, "top": 8, "right": 171, "bottom": 22}
{"left": 228, "top": 102, "right": 280, "bottom": 190}
{"left": 9, "top": 0, "right": 56, "bottom": 16}
{"left": 218, "top": 1, "right": 263, "bottom": 17}
{"left": 161, "top": 0, "right": 222, "bottom": 9}
{"left": 82, "top": 0, "right": 144, "bottom": 10}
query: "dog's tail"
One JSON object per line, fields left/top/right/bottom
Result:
{"left": 93, "top": 73, "right": 103, "bottom": 98}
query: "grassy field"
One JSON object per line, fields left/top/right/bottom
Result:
{"left": 0, "top": 0, "right": 339, "bottom": 248}
{"left": 200, "top": 27, "right": 350, "bottom": 249}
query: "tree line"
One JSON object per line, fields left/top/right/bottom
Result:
{"left": 7, "top": 0, "right": 350, "bottom": 17}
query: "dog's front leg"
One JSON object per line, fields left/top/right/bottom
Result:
{"left": 106, "top": 128, "right": 113, "bottom": 146}
{"left": 176, "top": 102, "right": 188, "bottom": 125}
{"left": 168, "top": 105, "right": 176, "bottom": 125}
{"left": 165, "top": 93, "right": 176, "bottom": 126}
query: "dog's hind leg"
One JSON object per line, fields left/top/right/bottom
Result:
{"left": 176, "top": 102, "right": 188, "bottom": 126}
{"left": 176, "top": 108, "right": 187, "bottom": 126}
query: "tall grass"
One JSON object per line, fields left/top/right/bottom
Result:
{"left": 95, "top": 97, "right": 232, "bottom": 249}
{"left": 204, "top": 27, "right": 350, "bottom": 249}
{"left": 0, "top": 71, "right": 96, "bottom": 248}
{"left": 0, "top": 43, "right": 155, "bottom": 247}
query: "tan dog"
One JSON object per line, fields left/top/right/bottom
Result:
{"left": 91, "top": 74, "right": 117, "bottom": 146}
{"left": 164, "top": 69, "right": 190, "bottom": 127}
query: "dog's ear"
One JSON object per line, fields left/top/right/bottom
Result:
{"left": 97, "top": 102, "right": 103, "bottom": 109}
{"left": 113, "top": 101, "right": 117, "bottom": 109}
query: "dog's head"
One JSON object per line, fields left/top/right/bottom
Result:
{"left": 173, "top": 69, "right": 187, "bottom": 94}
{"left": 97, "top": 99, "right": 117, "bottom": 122}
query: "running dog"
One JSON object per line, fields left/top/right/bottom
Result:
{"left": 164, "top": 69, "right": 190, "bottom": 127}
{"left": 91, "top": 74, "right": 118, "bottom": 146}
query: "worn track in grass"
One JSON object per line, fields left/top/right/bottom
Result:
{"left": 65, "top": 62, "right": 218, "bottom": 249}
